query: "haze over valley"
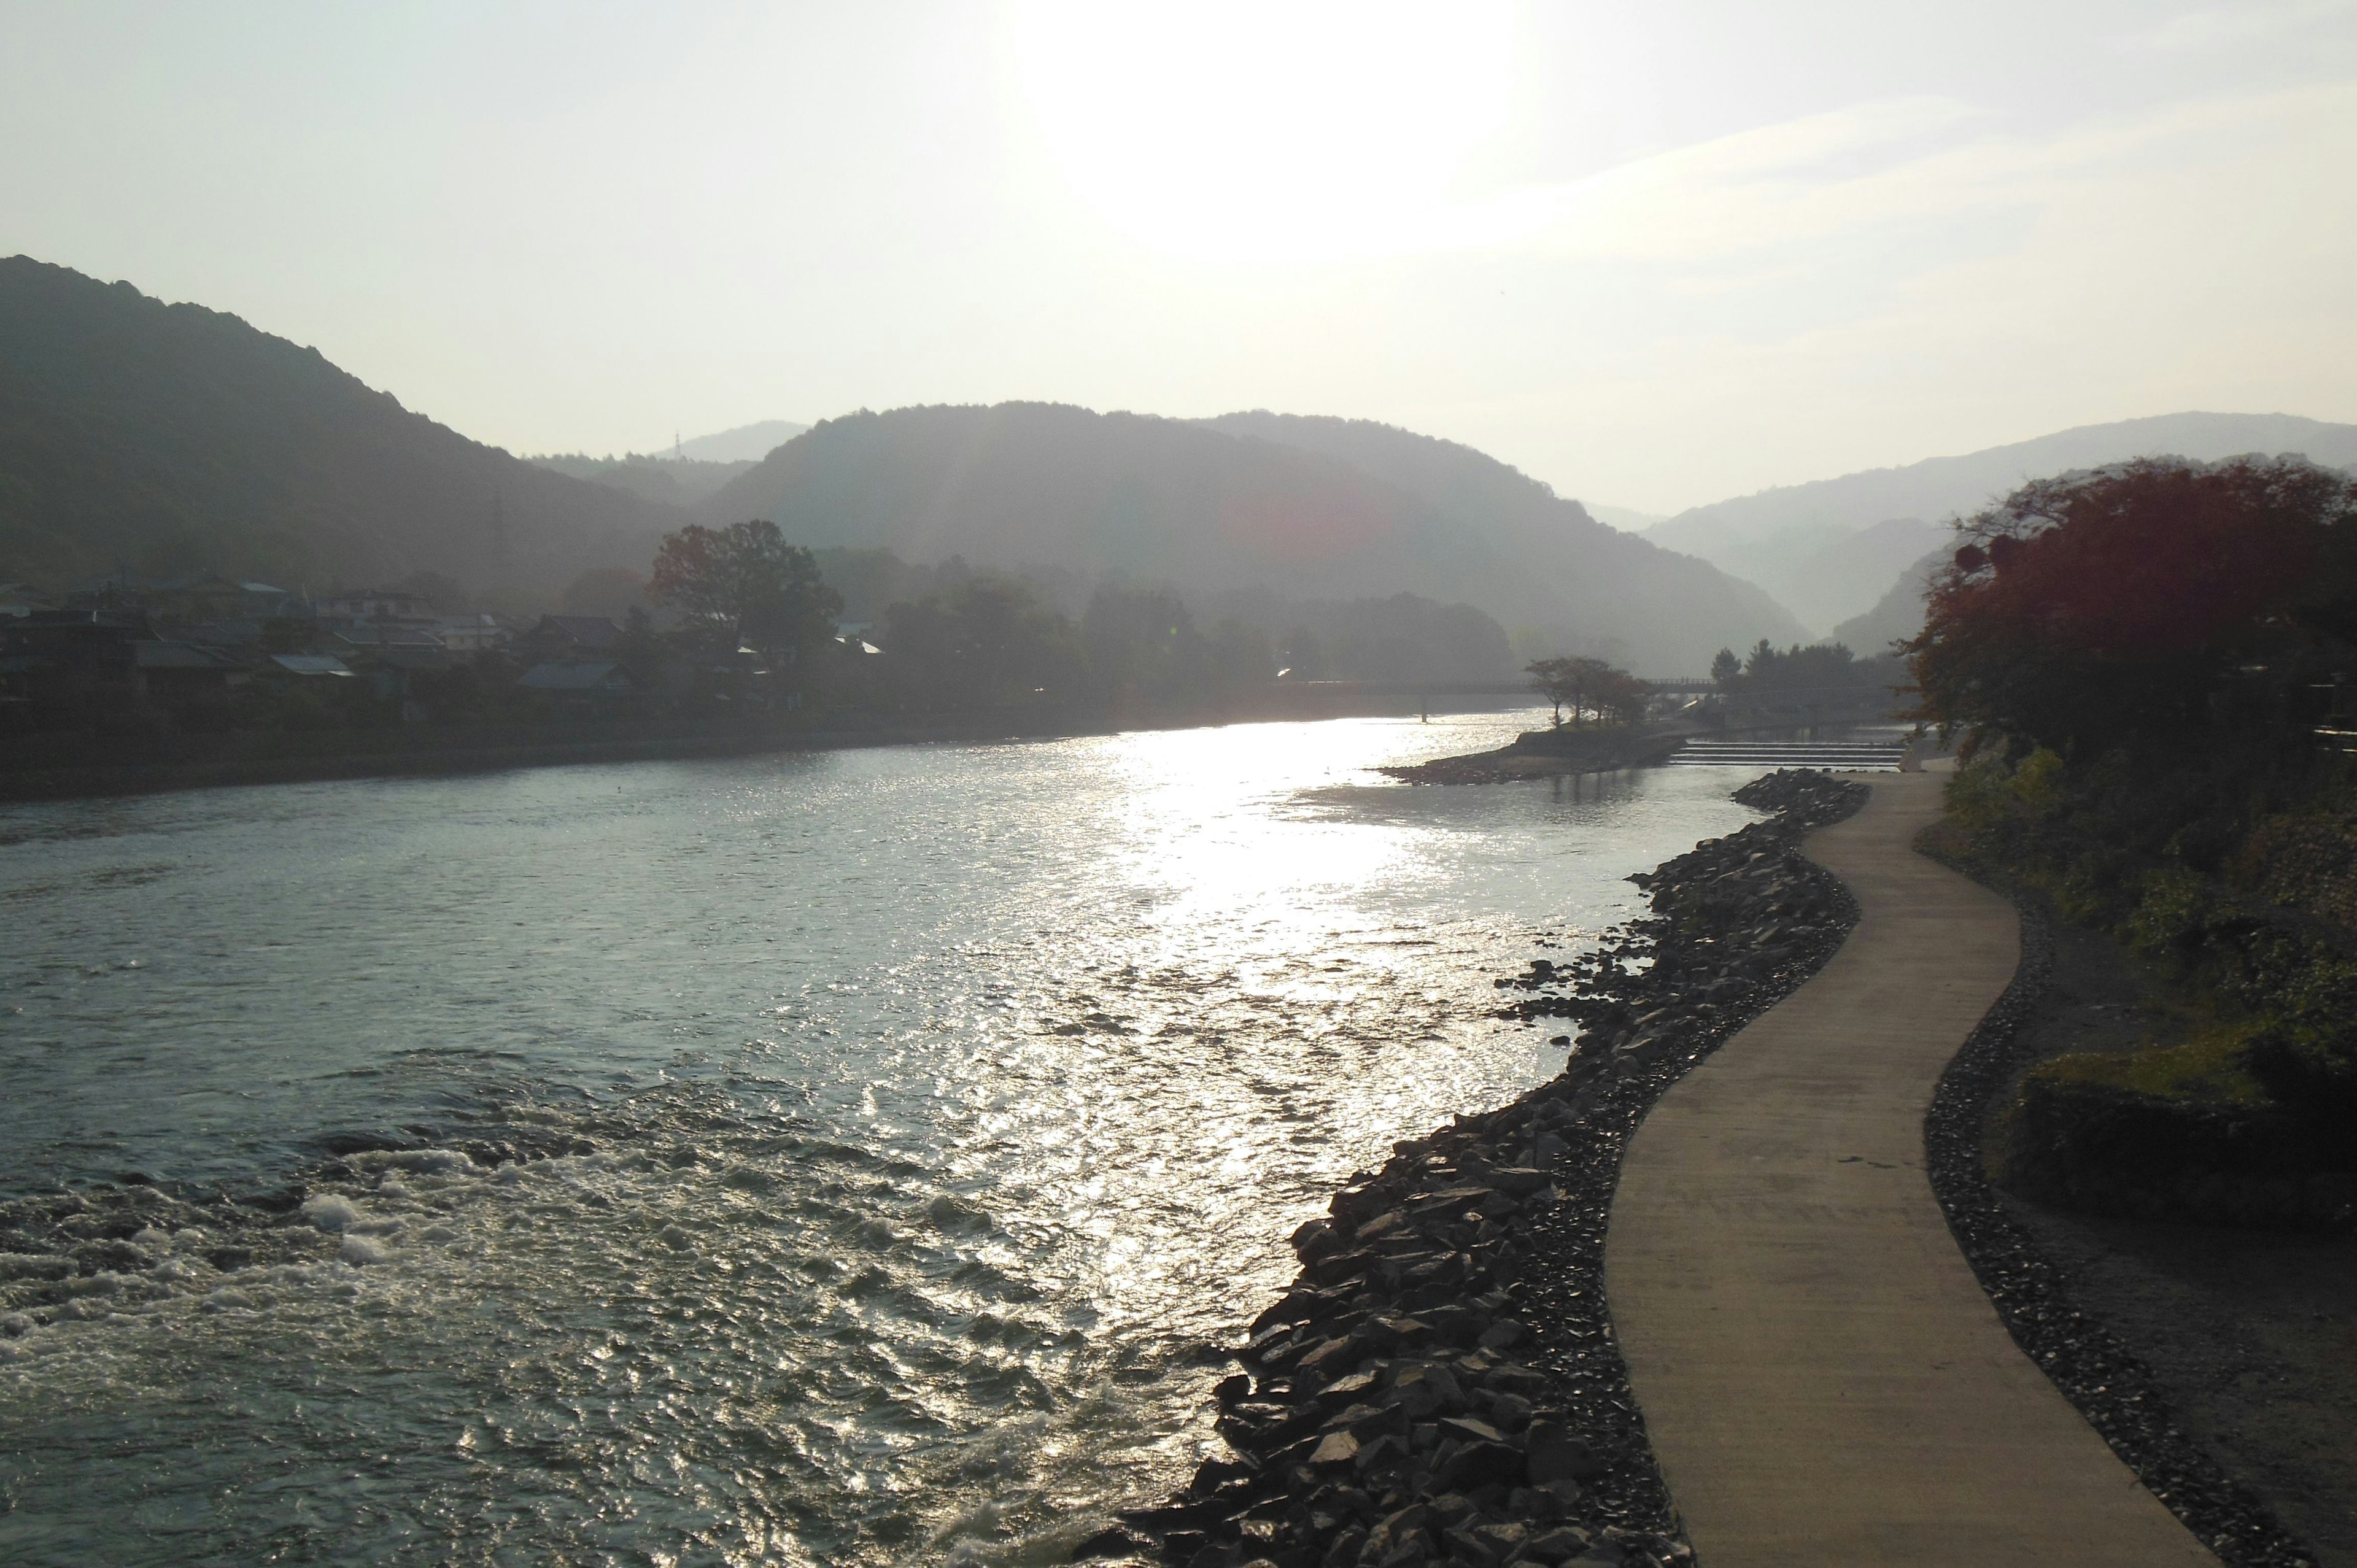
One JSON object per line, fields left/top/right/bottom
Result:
{"left": 12, "top": 254, "right": 2351, "bottom": 677}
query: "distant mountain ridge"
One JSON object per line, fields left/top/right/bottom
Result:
{"left": 1830, "top": 547, "right": 1947, "bottom": 657}
{"left": 0, "top": 257, "right": 677, "bottom": 595}
{"left": 696, "top": 403, "right": 1810, "bottom": 673}
{"left": 527, "top": 452, "right": 754, "bottom": 507}
{"left": 675, "top": 420, "right": 808, "bottom": 464}
{"left": 1649, "top": 412, "right": 2357, "bottom": 635}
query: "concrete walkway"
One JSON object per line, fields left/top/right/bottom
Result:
{"left": 1606, "top": 772, "right": 2216, "bottom": 1566}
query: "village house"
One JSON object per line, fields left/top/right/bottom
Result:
{"left": 315, "top": 587, "right": 437, "bottom": 624}
{"left": 517, "top": 614, "right": 625, "bottom": 658}
{"left": 436, "top": 612, "right": 513, "bottom": 654}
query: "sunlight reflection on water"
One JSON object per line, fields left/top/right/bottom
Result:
{"left": 0, "top": 709, "right": 1763, "bottom": 1566}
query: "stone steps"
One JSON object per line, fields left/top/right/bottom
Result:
{"left": 1667, "top": 739, "right": 1910, "bottom": 771}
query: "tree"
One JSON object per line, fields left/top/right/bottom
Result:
{"left": 1083, "top": 584, "right": 1212, "bottom": 704}
{"left": 1527, "top": 657, "right": 1577, "bottom": 725}
{"left": 1592, "top": 664, "right": 1654, "bottom": 725}
{"left": 1743, "top": 641, "right": 1860, "bottom": 693}
{"left": 1526, "top": 655, "right": 1635, "bottom": 727}
{"left": 881, "top": 577, "right": 1083, "bottom": 710}
{"left": 649, "top": 519, "right": 842, "bottom": 664}
{"left": 1209, "top": 616, "right": 1274, "bottom": 697}
{"left": 1709, "top": 647, "right": 1743, "bottom": 689}
{"left": 1907, "top": 456, "right": 2357, "bottom": 758}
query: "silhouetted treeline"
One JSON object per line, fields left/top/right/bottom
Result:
{"left": 840, "top": 563, "right": 1510, "bottom": 715}
{"left": 1708, "top": 638, "right": 1903, "bottom": 698}
{"left": 0, "top": 523, "right": 1525, "bottom": 754}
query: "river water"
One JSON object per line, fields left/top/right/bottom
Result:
{"left": 0, "top": 709, "right": 1760, "bottom": 1567}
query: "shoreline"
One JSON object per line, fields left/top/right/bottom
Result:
{"left": 1379, "top": 724, "right": 1694, "bottom": 785}
{"left": 1093, "top": 770, "right": 1870, "bottom": 1567}
{"left": 1382, "top": 711, "right": 1910, "bottom": 786}
{"left": 0, "top": 694, "right": 1515, "bottom": 806}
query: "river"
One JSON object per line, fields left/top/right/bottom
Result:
{"left": 0, "top": 708, "right": 1762, "bottom": 1567}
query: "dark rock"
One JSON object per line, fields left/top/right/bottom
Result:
{"left": 1436, "top": 1415, "right": 1505, "bottom": 1446}
{"left": 1324, "top": 1403, "right": 1409, "bottom": 1442}
{"left": 1068, "top": 1523, "right": 1143, "bottom": 1560}
{"left": 1356, "top": 1210, "right": 1410, "bottom": 1244}
{"left": 1117, "top": 1501, "right": 1230, "bottom": 1534}
{"left": 1410, "top": 1303, "right": 1482, "bottom": 1345}
{"left": 1308, "top": 1431, "right": 1360, "bottom": 1469}
{"left": 1484, "top": 1391, "right": 1535, "bottom": 1432}
{"left": 1480, "top": 1365, "right": 1549, "bottom": 1397}
{"left": 1359, "top": 1504, "right": 1430, "bottom": 1559}
{"left": 1194, "top": 1457, "right": 1261, "bottom": 1493}
{"left": 1358, "top": 1316, "right": 1433, "bottom": 1351}
{"left": 1296, "top": 1338, "right": 1357, "bottom": 1377}
{"left": 1476, "top": 1319, "right": 1526, "bottom": 1351}
{"left": 1353, "top": 1432, "right": 1412, "bottom": 1477}
{"left": 1434, "top": 1440, "right": 1525, "bottom": 1491}
{"left": 1524, "top": 1423, "right": 1604, "bottom": 1485}
{"left": 1519, "top": 1524, "right": 1595, "bottom": 1564}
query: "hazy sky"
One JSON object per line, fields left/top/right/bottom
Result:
{"left": 6, "top": 1, "right": 2355, "bottom": 513}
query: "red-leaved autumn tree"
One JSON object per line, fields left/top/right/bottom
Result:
{"left": 1908, "top": 456, "right": 2357, "bottom": 757}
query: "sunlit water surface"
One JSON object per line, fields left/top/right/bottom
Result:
{"left": 0, "top": 710, "right": 1761, "bottom": 1566}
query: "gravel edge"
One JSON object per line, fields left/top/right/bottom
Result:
{"left": 1921, "top": 882, "right": 2323, "bottom": 1568}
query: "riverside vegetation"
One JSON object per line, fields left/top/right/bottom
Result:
{"left": 1097, "top": 770, "right": 1866, "bottom": 1568}
{"left": 1907, "top": 454, "right": 2357, "bottom": 1230}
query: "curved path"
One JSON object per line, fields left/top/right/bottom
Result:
{"left": 1606, "top": 771, "right": 2216, "bottom": 1566}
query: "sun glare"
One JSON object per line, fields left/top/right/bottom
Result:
{"left": 1012, "top": 1, "right": 1517, "bottom": 264}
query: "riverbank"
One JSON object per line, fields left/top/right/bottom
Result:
{"left": 1927, "top": 892, "right": 2350, "bottom": 1568}
{"left": 1093, "top": 770, "right": 1868, "bottom": 1568}
{"left": 1380, "top": 709, "right": 1910, "bottom": 786}
{"left": 0, "top": 689, "right": 1499, "bottom": 804}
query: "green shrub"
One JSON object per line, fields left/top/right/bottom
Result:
{"left": 2121, "top": 867, "right": 2215, "bottom": 957}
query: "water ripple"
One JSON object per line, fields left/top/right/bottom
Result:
{"left": 0, "top": 712, "right": 1764, "bottom": 1565}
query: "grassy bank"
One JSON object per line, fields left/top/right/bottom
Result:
{"left": 1927, "top": 749, "right": 2357, "bottom": 1230}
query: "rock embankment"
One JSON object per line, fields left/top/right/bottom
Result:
{"left": 1091, "top": 770, "right": 1868, "bottom": 1568}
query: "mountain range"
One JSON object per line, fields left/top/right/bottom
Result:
{"left": 9, "top": 253, "right": 2353, "bottom": 676}
{"left": 694, "top": 404, "right": 1808, "bottom": 672}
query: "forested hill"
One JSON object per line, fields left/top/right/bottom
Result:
{"left": 700, "top": 403, "right": 1806, "bottom": 673}
{"left": 0, "top": 257, "right": 676, "bottom": 595}
{"left": 1198, "top": 412, "right": 1808, "bottom": 668}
